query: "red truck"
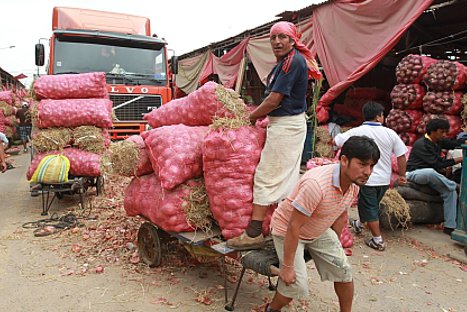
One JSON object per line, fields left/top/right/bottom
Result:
{"left": 35, "top": 7, "right": 177, "bottom": 139}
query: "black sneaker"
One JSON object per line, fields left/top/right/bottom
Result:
{"left": 443, "top": 227, "right": 454, "bottom": 236}
{"left": 351, "top": 220, "right": 363, "bottom": 235}
{"left": 365, "top": 238, "right": 386, "bottom": 251}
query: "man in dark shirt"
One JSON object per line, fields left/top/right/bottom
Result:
{"left": 226, "top": 21, "right": 322, "bottom": 250}
{"left": 406, "top": 119, "right": 462, "bottom": 235}
{"left": 15, "top": 102, "right": 32, "bottom": 152}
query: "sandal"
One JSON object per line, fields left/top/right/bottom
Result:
{"left": 33, "top": 226, "right": 58, "bottom": 237}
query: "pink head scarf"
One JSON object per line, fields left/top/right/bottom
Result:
{"left": 270, "top": 21, "right": 322, "bottom": 80}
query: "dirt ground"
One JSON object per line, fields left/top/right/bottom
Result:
{"left": 0, "top": 152, "right": 466, "bottom": 312}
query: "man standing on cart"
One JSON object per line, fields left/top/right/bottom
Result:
{"left": 265, "top": 136, "right": 380, "bottom": 312}
{"left": 227, "top": 21, "right": 322, "bottom": 250}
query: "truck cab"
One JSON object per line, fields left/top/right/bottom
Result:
{"left": 35, "top": 7, "right": 176, "bottom": 139}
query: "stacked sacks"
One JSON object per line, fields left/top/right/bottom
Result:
{"left": 27, "top": 73, "right": 111, "bottom": 180}
{"left": 388, "top": 55, "right": 439, "bottom": 146}
{"left": 418, "top": 60, "right": 466, "bottom": 137}
{"left": 0, "top": 91, "right": 17, "bottom": 138}
{"left": 123, "top": 82, "right": 268, "bottom": 238}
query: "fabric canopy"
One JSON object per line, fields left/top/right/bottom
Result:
{"left": 176, "top": 51, "right": 210, "bottom": 94}
{"left": 314, "top": 0, "right": 433, "bottom": 106}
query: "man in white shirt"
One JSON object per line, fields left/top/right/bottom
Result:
{"left": 334, "top": 101, "right": 408, "bottom": 251}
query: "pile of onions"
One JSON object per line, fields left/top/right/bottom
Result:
{"left": 396, "top": 54, "right": 436, "bottom": 84}
{"left": 386, "top": 109, "right": 423, "bottom": 133}
{"left": 423, "top": 60, "right": 466, "bottom": 91}
{"left": 416, "top": 114, "right": 462, "bottom": 138}
{"left": 422, "top": 91, "right": 464, "bottom": 115}
{"left": 390, "top": 84, "right": 425, "bottom": 110}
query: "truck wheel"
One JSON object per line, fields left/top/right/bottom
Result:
{"left": 138, "top": 222, "right": 162, "bottom": 267}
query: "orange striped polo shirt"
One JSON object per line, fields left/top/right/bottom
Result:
{"left": 271, "top": 164, "right": 358, "bottom": 240}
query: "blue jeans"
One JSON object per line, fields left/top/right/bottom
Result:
{"left": 406, "top": 168, "right": 457, "bottom": 228}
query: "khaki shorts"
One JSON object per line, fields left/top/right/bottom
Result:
{"left": 272, "top": 228, "right": 353, "bottom": 299}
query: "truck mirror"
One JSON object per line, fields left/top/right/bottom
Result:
{"left": 35, "top": 43, "right": 45, "bottom": 66}
{"left": 170, "top": 55, "right": 178, "bottom": 75}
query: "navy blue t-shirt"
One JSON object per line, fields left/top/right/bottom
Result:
{"left": 267, "top": 49, "right": 308, "bottom": 116}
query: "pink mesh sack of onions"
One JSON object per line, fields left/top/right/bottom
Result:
{"left": 391, "top": 146, "right": 411, "bottom": 174}
{"left": 423, "top": 60, "right": 466, "bottom": 91}
{"left": 143, "top": 81, "right": 239, "bottom": 128}
{"left": 416, "top": 114, "right": 461, "bottom": 138}
{"left": 142, "top": 125, "right": 208, "bottom": 190}
{"left": 0, "top": 91, "right": 14, "bottom": 105}
{"left": 124, "top": 173, "right": 195, "bottom": 232}
{"left": 398, "top": 132, "right": 419, "bottom": 146}
{"left": 386, "top": 109, "right": 423, "bottom": 133}
{"left": 396, "top": 54, "right": 436, "bottom": 84}
{"left": 390, "top": 84, "right": 425, "bottom": 110}
{"left": 33, "top": 72, "right": 107, "bottom": 100}
{"left": 27, "top": 148, "right": 101, "bottom": 180}
{"left": 422, "top": 91, "right": 464, "bottom": 115}
{"left": 127, "top": 135, "right": 153, "bottom": 176}
{"left": 202, "top": 126, "right": 266, "bottom": 239}
{"left": 35, "top": 99, "right": 113, "bottom": 129}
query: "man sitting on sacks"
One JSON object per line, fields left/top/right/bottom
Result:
{"left": 406, "top": 118, "right": 463, "bottom": 235}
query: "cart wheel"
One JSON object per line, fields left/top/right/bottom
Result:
{"left": 224, "top": 304, "right": 234, "bottom": 311}
{"left": 138, "top": 222, "right": 162, "bottom": 267}
{"left": 96, "top": 176, "right": 104, "bottom": 196}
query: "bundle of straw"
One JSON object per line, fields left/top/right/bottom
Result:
{"left": 314, "top": 126, "right": 333, "bottom": 157}
{"left": 0, "top": 101, "right": 13, "bottom": 116}
{"left": 73, "top": 126, "right": 106, "bottom": 154}
{"left": 32, "top": 128, "right": 72, "bottom": 153}
{"left": 212, "top": 86, "right": 249, "bottom": 129}
{"left": 109, "top": 140, "right": 139, "bottom": 176}
{"left": 182, "top": 180, "right": 212, "bottom": 233}
{"left": 380, "top": 189, "right": 411, "bottom": 230}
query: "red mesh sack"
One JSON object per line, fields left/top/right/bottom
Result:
{"left": 124, "top": 174, "right": 196, "bottom": 232}
{"left": 203, "top": 125, "right": 266, "bottom": 239}
{"left": 396, "top": 54, "right": 436, "bottom": 84}
{"left": 27, "top": 148, "right": 101, "bottom": 179}
{"left": 34, "top": 99, "right": 113, "bottom": 129}
{"left": 33, "top": 72, "right": 107, "bottom": 100}
{"left": 386, "top": 109, "right": 423, "bottom": 133}
{"left": 143, "top": 81, "right": 243, "bottom": 128}
{"left": 422, "top": 91, "right": 464, "bottom": 115}
{"left": 340, "top": 226, "right": 353, "bottom": 248}
{"left": 398, "top": 132, "right": 419, "bottom": 146}
{"left": 0, "top": 110, "right": 4, "bottom": 132}
{"left": 126, "top": 135, "right": 153, "bottom": 177}
{"left": 0, "top": 91, "right": 14, "bottom": 105}
{"left": 424, "top": 60, "right": 466, "bottom": 91}
{"left": 416, "top": 114, "right": 462, "bottom": 138}
{"left": 390, "top": 84, "right": 425, "bottom": 110}
{"left": 142, "top": 125, "right": 208, "bottom": 190}
{"left": 391, "top": 146, "right": 411, "bottom": 174}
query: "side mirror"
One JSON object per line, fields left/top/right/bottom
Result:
{"left": 35, "top": 43, "right": 45, "bottom": 66}
{"left": 170, "top": 55, "right": 178, "bottom": 75}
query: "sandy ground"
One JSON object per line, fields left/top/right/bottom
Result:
{"left": 0, "top": 152, "right": 466, "bottom": 312}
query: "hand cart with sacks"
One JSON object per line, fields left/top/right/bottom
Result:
{"left": 136, "top": 220, "right": 312, "bottom": 311}
{"left": 32, "top": 175, "right": 104, "bottom": 216}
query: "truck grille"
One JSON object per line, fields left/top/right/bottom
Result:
{"left": 109, "top": 94, "right": 162, "bottom": 121}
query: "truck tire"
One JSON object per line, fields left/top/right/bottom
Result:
{"left": 406, "top": 199, "right": 444, "bottom": 224}
{"left": 379, "top": 202, "right": 403, "bottom": 230}
{"left": 396, "top": 185, "right": 443, "bottom": 203}
{"left": 404, "top": 181, "right": 439, "bottom": 196}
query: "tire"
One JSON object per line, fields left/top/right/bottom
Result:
{"left": 138, "top": 222, "right": 162, "bottom": 267}
{"left": 96, "top": 176, "right": 104, "bottom": 196}
{"left": 406, "top": 200, "right": 444, "bottom": 224}
{"left": 396, "top": 185, "right": 442, "bottom": 203}
{"left": 404, "top": 181, "right": 439, "bottom": 196}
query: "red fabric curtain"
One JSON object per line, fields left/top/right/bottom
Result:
{"left": 199, "top": 38, "right": 250, "bottom": 88}
{"left": 314, "top": 0, "right": 433, "bottom": 106}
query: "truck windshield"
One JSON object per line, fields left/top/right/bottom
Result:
{"left": 53, "top": 37, "right": 167, "bottom": 86}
